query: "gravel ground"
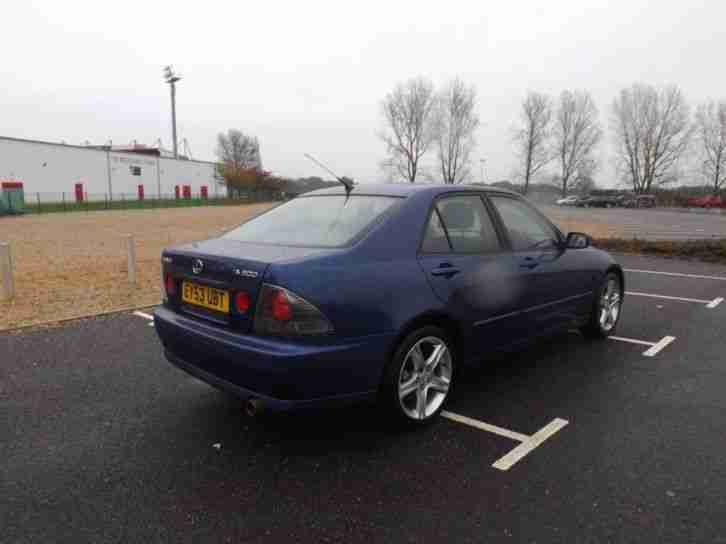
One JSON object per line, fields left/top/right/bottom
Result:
{"left": 0, "top": 204, "right": 274, "bottom": 330}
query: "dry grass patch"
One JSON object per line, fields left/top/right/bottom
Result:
{"left": 0, "top": 204, "right": 275, "bottom": 330}
{"left": 551, "top": 218, "right": 623, "bottom": 239}
{"left": 592, "top": 238, "right": 726, "bottom": 264}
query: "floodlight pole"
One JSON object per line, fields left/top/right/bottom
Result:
{"left": 170, "top": 81, "right": 178, "bottom": 159}
{"left": 164, "top": 66, "right": 182, "bottom": 159}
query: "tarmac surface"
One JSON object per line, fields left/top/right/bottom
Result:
{"left": 3, "top": 254, "right": 726, "bottom": 543}
{"left": 544, "top": 204, "right": 726, "bottom": 240}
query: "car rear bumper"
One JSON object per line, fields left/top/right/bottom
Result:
{"left": 153, "top": 306, "right": 395, "bottom": 411}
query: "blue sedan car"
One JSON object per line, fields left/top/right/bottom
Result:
{"left": 154, "top": 184, "right": 623, "bottom": 425}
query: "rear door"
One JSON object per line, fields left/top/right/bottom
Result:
{"left": 417, "top": 194, "right": 526, "bottom": 350}
{"left": 487, "top": 194, "right": 593, "bottom": 333}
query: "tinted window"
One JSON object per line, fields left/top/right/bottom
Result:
{"left": 224, "top": 195, "right": 399, "bottom": 247}
{"left": 433, "top": 195, "right": 500, "bottom": 254}
{"left": 490, "top": 196, "right": 559, "bottom": 251}
{"left": 421, "top": 209, "right": 451, "bottom": 253}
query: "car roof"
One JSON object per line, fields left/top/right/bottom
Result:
{"left": 302, "top": 183, "right": 520, "bottom": 198}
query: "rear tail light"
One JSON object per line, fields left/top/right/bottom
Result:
{"left": 235, "top": 291, "right": 251, "bottom": 313}
{"left": 164, "top": 273, "right": 176, "bottom": 296}
{"left": 271, "top": 290, "right": 292, "bottom": 321}
{"left": 254, "top": 284, "right": 333, "bottom": 336}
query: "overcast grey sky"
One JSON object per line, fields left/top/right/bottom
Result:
{"left": 1, "top": 0, "right": 723, "bottom": 185}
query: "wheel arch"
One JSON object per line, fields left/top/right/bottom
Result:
{"left": 386, "top": 311, "right": 464, "bottom": 371}
{"left": 607, "top": 264, "right": 625, "bottom": 295}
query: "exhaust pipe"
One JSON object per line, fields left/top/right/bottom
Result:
{"left": 245, "top": 398, "right": 264, "bottom": 418}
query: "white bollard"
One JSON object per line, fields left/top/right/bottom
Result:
{"left": 0, "top": 242, "right": 14, "bottom": 301}
{"left": 126, "top": 235, "right": 136, "bottom": 285}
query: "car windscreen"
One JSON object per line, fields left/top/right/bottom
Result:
{"left": 223, "top": 195, "right": 400, "bottom": 248}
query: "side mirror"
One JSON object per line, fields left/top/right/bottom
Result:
{"left": 565, "top": 232, "right": 591, "bottom": 249}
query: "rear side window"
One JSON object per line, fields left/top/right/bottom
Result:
{"left": 489, "top": 196, "right": 560, "bottom": 251}
{"left": 421, "top": 195, "right": 500, "bottom": 254}
{"left": 421, "top": 209, "right": 450, "bottom": 253}
{"left": 224, "top": 195, "right": 399, "bottom": 247}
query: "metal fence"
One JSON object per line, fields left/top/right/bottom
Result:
{"left": 5, "top": 190, "right": 285, "bottom": 215}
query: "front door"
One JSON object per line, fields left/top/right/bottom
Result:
{"left": 417, "top": 194, "right": 527, "bottom": 353}
{"left": 487, "top": 195, "right": 593, "bottom": 334}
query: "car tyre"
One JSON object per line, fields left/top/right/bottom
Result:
{"left": 580, "top": 272, "right": 622, "bottom": 339}
{"left": 381, "top": 326, "right": 455, "bottom": 427}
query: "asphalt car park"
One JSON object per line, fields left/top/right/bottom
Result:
{"left": 544, "top": 204, "right": 726, "bottom": 240}
{"left": 3, "top": 253, "right": 726, "bottom": 542}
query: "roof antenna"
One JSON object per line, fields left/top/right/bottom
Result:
{"left": 304, "top": 153, "right": 354, "bottom": 195}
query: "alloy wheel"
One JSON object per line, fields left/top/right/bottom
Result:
{"left": 397, "top": 336, "right": 453, "bottom": 420}
{"left": 599, "top": 276, "right": 621, "bottom": 332}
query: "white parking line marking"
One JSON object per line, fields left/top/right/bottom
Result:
{"left": 626, "top": 291, "right": 716, "bottom": 307}
{"left": 608, "top": 335, "right": 655, "bottom": 347}
{"left": 441, "top": 411, "right": 569, "bottom": 471}
{"left": 707, "top": 297, "right": 724, "bottom": 309}
{"left": 492, "top": 418, "right": 569, "bottom": 471}
{"left": 642, "top": 335, "right": 676, "bottom": 357}
{"left": 624, "top": 268, "right": 726, "bottom": 282}
{"left": 441, "top": 411, "right": 529, "bottom": 442}
{"left": 133, "top": 311, "right": 154, "bottom": 321}
{"left": 576, "top": 332, "right": 676, "bottom": 356}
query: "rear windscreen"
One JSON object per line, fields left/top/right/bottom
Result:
{"left": 223, "top": 195, "right": 400, "bottom": 248}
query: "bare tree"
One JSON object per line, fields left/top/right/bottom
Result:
{"left": 611, "top": 84, "right": 691, "bottom": 193}
{"left": 695, "top": 99, "right": 726, "bottom": 195}
{"left": 216, "top": 129, "right": 261, "bottom": 171}
{"left": 514, "top": 91, "right": 552, "bottom": 194}
{"left": 553, "top": 90, "right": 602, "bottom": 197}
{"left": 576, "top": 172, "right": 597, "bottom": 195}
{"left": 434, "top": 78, "right": 480, "bottom": 184}
{"left": 380, "top": 77, "right": 437, "bottom": 183}
{"left": 216, "top": 129, "right": 262, "bottom": 194}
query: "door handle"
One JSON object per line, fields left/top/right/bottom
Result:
{"left": 431, "top": 265, "right": 461, "bottom": 278}
{"left": 519, "top": 256, "right": 539, "bottom": 270}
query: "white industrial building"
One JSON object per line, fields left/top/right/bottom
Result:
{"left": 0, "top": 136, "right": 223, "bottom": 201}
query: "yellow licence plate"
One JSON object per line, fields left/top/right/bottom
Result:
{"left": 182, "top": 282, "right": 229, "bottom": 314}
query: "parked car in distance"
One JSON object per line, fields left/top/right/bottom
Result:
{"left": 687, "top": 195, "right": 723, "bottom": 208}
{"left": 154, "top": 184, "right": 624, "bottom": 426}
{"left": 622, "top": 194, "right": 657, "bottom": 208}
{"left": 556, "top": 195, "right": 581, "bottom": 206}
{"left": 576, "top": 195, "right": 619, "bottom": 208}
{"left": 578, "top": 194, "right": 623, "bottom": 208}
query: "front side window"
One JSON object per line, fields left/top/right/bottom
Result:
{"left": 224, "top": 195, "right": 399, "bottom": 247}
{"left": 490, "top": 196, "right": 560, "bottom": 251}
{"left": 421, "top": 195, "right": 500, "bottom": 254}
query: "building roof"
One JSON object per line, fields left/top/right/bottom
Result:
{"left": 0, "top": 135, "right": 216, "bottom": 167}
